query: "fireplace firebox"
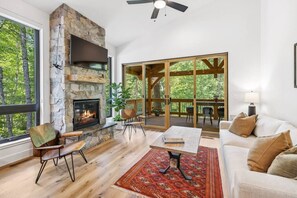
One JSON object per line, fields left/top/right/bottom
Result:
{"left": 73, "top": 99, "right": 100, "bottom": 130}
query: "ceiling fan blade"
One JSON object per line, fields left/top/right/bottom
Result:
{"left": 166, "top": 1, "right": 188, "bottom": 12}
{"left": 127, "top": 0, "right": 153, "bottom": 4}
{"left": 151, "top": 8, "right": 160, "bottom": 19}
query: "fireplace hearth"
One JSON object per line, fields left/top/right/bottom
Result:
{"left": 73, "top": 99, "right": 100, "bottom": 130}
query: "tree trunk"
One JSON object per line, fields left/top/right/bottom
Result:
{"left": 0, "top": 67, "right": 13, "bottom": 137}
{"left": 20, "top": 26, "right": 32, "bottom": 130}
{"left": 153, "top": 82, "right": 162, "bottom": 110}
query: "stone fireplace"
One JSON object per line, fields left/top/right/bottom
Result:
{"left": 49, "top": 4, "right": 115, "bottom": 149}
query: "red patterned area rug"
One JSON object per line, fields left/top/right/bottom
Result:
{"left": 115, "top": 146, "right": 223, "bottom": 198}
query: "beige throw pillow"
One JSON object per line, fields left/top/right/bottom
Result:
{"left": 229, "top": 112, "right": 257, "bottom": 137}
{"left": 247, "top": 131, "right": 292, "bottom": 172}
{"left": 268, "top": 146, "right": 297, "bottom": 179}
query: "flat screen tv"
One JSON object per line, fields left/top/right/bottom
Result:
{"left": 70, "top": 35, "right": 108, "bottom": 66}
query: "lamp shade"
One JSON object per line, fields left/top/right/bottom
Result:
{"left": 244, "top": 91, "right": 259, "bottom": 104}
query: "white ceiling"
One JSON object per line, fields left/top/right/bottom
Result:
{"left": 24, "top": 0, "right": 215, "bottom": 47}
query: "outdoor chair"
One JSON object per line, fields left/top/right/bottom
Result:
{"left": 29, "top": 123, "right": 87, "bottom": 184}
{"left": 203, "top": 107, "right": 213, "bottom": 125}
{"left": 121, "top": 109, "right": 146, "bottom": 140}
{"left": 186, "top": 106, "right": 194, "bottom": 122}
{"left": 218, "top": 107, "right": 225, "bottom": 126}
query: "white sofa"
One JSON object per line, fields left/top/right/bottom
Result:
{"left": 220, "top": 115, "right": 297, "bottom": 198}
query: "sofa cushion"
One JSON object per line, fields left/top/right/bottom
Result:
{"left": 222, "top": 145, "right": 250, "bottom": 193}
{"left": 276, "top": 122, "right": 297, "bottom": 146}
{"left": 247, "top": 131, "right": 292, "bottom": 172}
{"left": 229, "top": 113, "right": 257, "bottom": 137}
{"left": 220, "top": 129, "right": 257, "bottom": 149}
{"left": 254, "top": 115, "right": 284, "bottom": 137}
{"left": 268, "top": 146, "right": 297, "bottom": 179}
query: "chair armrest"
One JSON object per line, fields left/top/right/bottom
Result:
{"left": 35, "top": 145, "right": 64, "bottom": 150}
{"left": 234, "top": 170, "right": 297, "bottom": 198}
{"left": 219, "top": 121, "right": 232, "bottom": 130}
{"left": 60, "top": 131, "right": 83, "bottom": 138}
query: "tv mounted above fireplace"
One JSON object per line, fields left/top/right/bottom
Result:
{"left": 70, "top": 35, "right": 108, "bottom": 70}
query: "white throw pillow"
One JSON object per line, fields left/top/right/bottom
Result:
{"left": 276, "top": 122, "right": 297, "bottom": 146}
{"left": 254, "top": 115, "right": 284, "bottom": 137}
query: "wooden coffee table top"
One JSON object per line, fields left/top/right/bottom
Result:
{"left": 150, "top": 126, "right": 202, "bottom": 156}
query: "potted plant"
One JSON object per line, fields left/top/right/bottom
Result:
{"left": 108, "top": 82, "right": 131, "bottom": 129}
{"left": 152, "top": 108, "right": 160, "bottom": 117}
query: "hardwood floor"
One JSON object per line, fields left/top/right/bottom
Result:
{"left": 0, "top": 129, "right": 228, "bottom": 198}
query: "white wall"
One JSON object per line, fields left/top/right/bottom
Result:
{"left": 260, "top": 0, "right": 297, "bottom": 126}
{"left": 0, "top": 0, "right": 49, "bottom": 167}
{"left": 116, "top": 0, "right": 261, "bottom": 118}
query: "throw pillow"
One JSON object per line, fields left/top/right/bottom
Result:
{"left": 247, "top": 131, "right": 292, "bottom": 172}
{"left": 268, "top": 146, "right": 297, "bottom": 179}
{"left": 229, "top": 112, "right": 257, "bottom": 137}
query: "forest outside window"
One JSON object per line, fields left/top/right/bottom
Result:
{"left": 0, "top": 16, "right": 40, "bottom": 144}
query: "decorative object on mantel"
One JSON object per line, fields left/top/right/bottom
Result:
{"left": 244, "top": 91, "right": 259, "bottom": 116}
{"left": 53, "top": 24, "right": 63, "bottom": 70}
{"left": 67, "top": 74, "right": 106, "bottom": 84}
{"left": 294, "top": 43, "right": 297, "bottom": 88}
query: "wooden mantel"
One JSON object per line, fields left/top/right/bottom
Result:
{"left": 67, "top": 74, "right": 106, "bottom": 84}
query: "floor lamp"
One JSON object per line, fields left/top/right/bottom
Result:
{"left": 244, "top": 91, "right": 259, "bottom": 116}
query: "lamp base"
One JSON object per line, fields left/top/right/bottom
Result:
{"left": 248, "top": 105, "right": 256, "bottom": 116}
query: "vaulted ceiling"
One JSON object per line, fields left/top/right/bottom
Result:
{"left": 24, "top": 0, "right": 216, "bottom": 47}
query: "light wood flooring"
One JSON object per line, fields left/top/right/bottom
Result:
{"left": 0, "top": 129, "right": 228, "bottom": 198}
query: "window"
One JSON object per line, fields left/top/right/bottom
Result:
{"left": 0, "top": 16, "right": 40, "bottom": 143}
{"left": 105, "top": 57, "right": 112, "bottom": 117}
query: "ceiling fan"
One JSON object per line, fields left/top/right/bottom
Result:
{"left": 127, "top": 0, "right": 188, "bottom": 20}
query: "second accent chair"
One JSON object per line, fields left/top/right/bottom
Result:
{"left": 202, "top": 107, "right": 213, "bottom": 125}
{"left": 121, "top": 109, "right": 146, "bottom": 140}
{"left": 29, "top": 123, "right": 87, "bottom": 184}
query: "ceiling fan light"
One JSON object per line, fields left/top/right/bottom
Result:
{"left": 154, "top": 0, "right": 166, "bottom": 9}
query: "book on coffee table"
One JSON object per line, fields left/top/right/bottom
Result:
{"left": 162, "top": 137, "right": 185, "bottom": 144}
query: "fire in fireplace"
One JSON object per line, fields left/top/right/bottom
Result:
{"left": 73, "top": 99, "right": 100, "bottom": 130}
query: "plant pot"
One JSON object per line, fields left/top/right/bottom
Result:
{"left": 115, "top": 121, "right": 124, "bottom": 130}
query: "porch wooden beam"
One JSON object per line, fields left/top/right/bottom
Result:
{"left": 151, "top": 77, "right": 163, "bottom": 89}
{"left": 202, "top": 59, "right": 214, "bottom": 69}
{"left": 153, "top": 69, "right": 224, "bottom": 77}
{"left": 218, "top": 60, "right": 224, "bottom": 69}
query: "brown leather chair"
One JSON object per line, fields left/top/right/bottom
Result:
{"left": 121, "top": 109, "right": 145, "bottom": 140}
{"left": 29, "top": 123, "right": 87, "bottom": 183}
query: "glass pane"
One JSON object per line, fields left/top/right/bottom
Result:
{"left": 195, "top": 58, "right": 225, "bottom": 131}
{"left": 170, "top": 60, "right": 194, "bottom": 127}
{"left": 0, "top": 112, "right": 36, "bottom": 140}
{"left": 125, "top": 66, "right": 143, "bottom": 115}
{"left": 145, "top": 64, "right": 165, "bottom": 127}
{"left": 0, "top": 16, "right": 37, "bottom": 105}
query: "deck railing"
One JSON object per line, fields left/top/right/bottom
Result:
{"left": 126, "top": 98, "right": 224, "bottom": 118}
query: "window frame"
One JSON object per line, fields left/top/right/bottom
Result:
{"left": 0, "top": 18, "right": 40, "bottom": 144}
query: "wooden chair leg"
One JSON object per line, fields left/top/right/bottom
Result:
{"left": 203, "top": 117, "right": 206, "bottom": 125}
{"left": 64, "top": 154, "right": 75, "bottom": 182}
{"left": 35, "top": 160, "right": 48, "bottom": 184}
